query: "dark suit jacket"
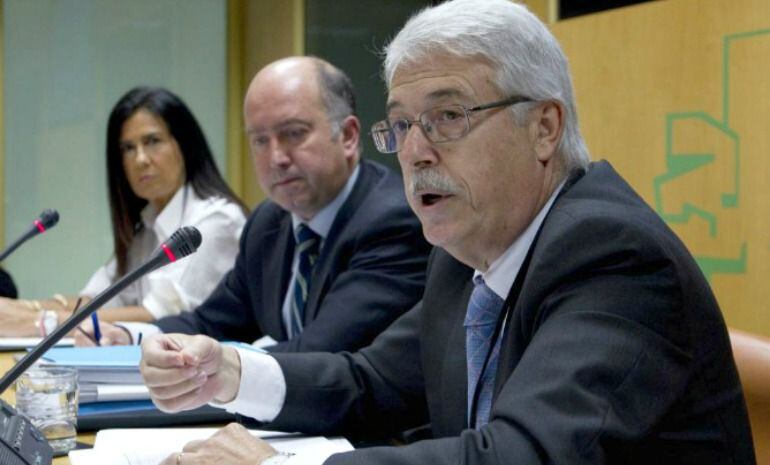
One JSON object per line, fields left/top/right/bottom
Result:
{"left": 269, "top": 161, "right": 755, "bottom": 464}
{"left": 156, "top": 159, "right": 431, "bottom": 353}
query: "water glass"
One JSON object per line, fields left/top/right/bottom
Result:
{"left": 15, "top": 366, "right": 79, "bottom": 455}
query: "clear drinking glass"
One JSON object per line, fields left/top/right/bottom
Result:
{"left": 15, "top": 366, "right": 79, "bottom": 455}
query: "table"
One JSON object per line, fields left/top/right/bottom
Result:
{"left": 0, "top": 352, "right": 94, "bottom": 465}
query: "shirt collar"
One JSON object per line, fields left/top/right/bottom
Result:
{"left": 291, "top": 163, "right": 360, "bottom": 239}
{"left": 140, "top": 184, "right": 193, "bottom": 239}
{"left": 475, "top": 179, "right": 566, "bottom": 299}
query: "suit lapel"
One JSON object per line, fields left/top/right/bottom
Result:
{"left": 303, "top": 161, "right": 374, "bottom": 323}
{"left": 260, "top": 213, "right": 295, "bottom": 339}
{"left": 422, "top": 250, "right": 475, "bottom": 436}
{"left": 492, "top": 168, "right": 586, "bottom": 398}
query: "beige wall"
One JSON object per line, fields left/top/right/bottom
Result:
{"left": 521, "top": 0, "right": 557, "bottom": 24}
{"left": 0, "top": 0, "right": 305, "bottom": 246}
{"left": 552, "top": 0, "right": 770, "bottom": 336}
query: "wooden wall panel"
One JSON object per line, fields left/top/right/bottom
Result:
{"left": 552, "top": 0, "right": 770, "bottom": 335}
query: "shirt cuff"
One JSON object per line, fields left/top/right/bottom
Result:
{"left": 116, "top": 322, "right": 162, "bottom": 345}
{"left": 209, "top": 347, "right": 286, "bottom": 422}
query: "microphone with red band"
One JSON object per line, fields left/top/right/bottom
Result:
{"left": 0, "top": 209, "right": 60, "bottom": 262}
{"left": 158, "top": 227, "right": 200, "bottom": 263}
{"left": 0, "top": 225, "right": 202, "bottom": 394}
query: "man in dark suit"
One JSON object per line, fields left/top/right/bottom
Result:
{"left": 81, "top": 56, "right": 430, "bottom": 353}
{"left": 141, "top": 1, "right": 755, "bottom": 464}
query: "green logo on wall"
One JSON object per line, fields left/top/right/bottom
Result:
{"left": 653, "top": 29, "right": 770, "bottom": 281}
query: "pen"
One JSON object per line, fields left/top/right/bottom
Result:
{"left": 91, "top": 311, "right": 102, "bottom": 347}
{"left": 71, "top": 297, "right": 99, "bottom": 346}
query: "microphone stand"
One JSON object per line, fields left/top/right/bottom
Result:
{"left": 0, "top": 229, "right": 37, "bottom": 262}
{"left": 0, "top": 210, "right": 59, "bottom": 262}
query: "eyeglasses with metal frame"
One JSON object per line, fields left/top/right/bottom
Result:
{"left": 370, "top": 95, "right": 532, "bottom": 154}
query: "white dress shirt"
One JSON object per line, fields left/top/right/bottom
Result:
{"left": 80, "top": 184, "right": 246, "bottom": 319}
{"left": 475, "top": 179, "right": 565, "bottom": 300}
{"left": 276, "top": 164, "right": 360, "bottom": 341}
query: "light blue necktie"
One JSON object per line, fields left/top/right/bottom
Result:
{"left": 289, "top": 224, "right": 320, "bottom": 337}
{"left": 464, "top": 275, "right": 505, "bottom": 429}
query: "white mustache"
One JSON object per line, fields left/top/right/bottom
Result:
{"left": 410, "top": 169, "right": 460, "bottom": 196}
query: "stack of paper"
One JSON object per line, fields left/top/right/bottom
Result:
{"left": 0, "top": 337, "right": 74, "bottom": 351}
{"left": 41, "top": 343, "right": 265, "bottom": 402}
{"left": 68, "top": 428, "right": 354, "bottom": 465}
{"left": 41, "top": 345, "right": 147, "bottom": 403}
{"left": 39, "top": 342, "right": 265, "bottom": 428}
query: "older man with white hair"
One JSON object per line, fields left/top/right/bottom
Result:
{"left": 141, "top": 1, "right": 755, "bottom": 464}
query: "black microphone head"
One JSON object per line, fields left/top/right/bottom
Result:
{"left": 38, "top": 209, "right": 59, "bottom": 229}
{"left": 164, "top": 226, "right": 202, "bottom": 260}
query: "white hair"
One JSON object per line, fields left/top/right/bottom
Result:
{"left": 383, "top": 0, "right": 590, "bottom": 172}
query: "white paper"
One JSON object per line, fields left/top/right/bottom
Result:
{"left": 0, "top": 337, "right": 74, "bottom": 351}
{"left": 69, "top": 428, "right": 353, "bottom": 465}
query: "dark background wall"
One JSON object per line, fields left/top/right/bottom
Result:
{"left": 560, "top": 0, "right": 654, "bottom": 19}
{"left": 305, "top": 0, "right": 438, "bottom": 170}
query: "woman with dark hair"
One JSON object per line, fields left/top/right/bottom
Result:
{"left": 0, "top": 86, "right": 247, "bottom": 337}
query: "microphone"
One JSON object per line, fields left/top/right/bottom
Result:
{"left": 0, "top": 209, "right": 60, "bottom": 262}
{"left": 0, "top": 225, "right": 202, "bottom": 393}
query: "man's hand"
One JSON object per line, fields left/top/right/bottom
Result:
{"left": 0, "top": 297, "right": 41, "bottom": 336}
{"left": 74, "top": 320, "right": 131, "bottom": 346}
{"left": 160, "top": 423, "right": 278, "bottom": 465}
{"left": 140, "top": 333, "right": 242, "bottom": 413}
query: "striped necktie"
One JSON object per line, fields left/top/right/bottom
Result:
{"left": 464, "top": 275, "right": 505, "bottom": 429}
{"left": 289, "top": 224, "right": 320, "bottom": 337}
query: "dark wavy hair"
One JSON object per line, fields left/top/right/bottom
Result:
{"left": 106, "top": 86, "right": 248, "bottom": 276}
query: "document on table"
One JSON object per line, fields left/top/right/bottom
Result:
{"left": 39, "top": 345, "right": 144, "bottom": 384}
{"left": 68, "top": 427, "right": 354, "bottom": 465}
{"left": 0, "top": 337, "right": 74, "bottom": 351}
{"left": 39, "top": 342, "right": 263, "bottom": 384}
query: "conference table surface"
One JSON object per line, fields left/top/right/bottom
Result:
{"left": 1, "top": 351, "right": 95, "bottom": 465}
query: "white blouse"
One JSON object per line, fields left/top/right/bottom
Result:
{"left": 80, "top": 185, "right": 246, "bottom": 319}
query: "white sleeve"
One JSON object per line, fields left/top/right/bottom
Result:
{"left": 210, "top": 348, "right": 286, "bottom": 422}
{"left": 80, "top": 258, "right": 116, "bottom": 298}
{"left": 141, "top": 205, "right": 245, "bottom": 319}
{"left": 79, "top": 257, "right": 130, "bottom": 308}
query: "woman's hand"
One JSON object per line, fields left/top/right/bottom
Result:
{"left": 74, "top": 319, "right": 132, "bottom": 346}
{"left": 0, "top": 297, "right": 42, "bottom": 336}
